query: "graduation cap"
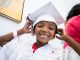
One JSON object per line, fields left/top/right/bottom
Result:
{"left": 28, "top": 2, "right": 64, "bottom": 25}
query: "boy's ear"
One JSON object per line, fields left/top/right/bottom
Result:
{"left": 55, "top": 25, "right": 58, "bottom": 34}
{"left": 31, "top": 31, "right": 34, "bottom": 35}
{"left": 31, "top": 26, "right": 35, "bottom": 35}
{"left": 53, "top": 29, "right": 58, "bottom": 38}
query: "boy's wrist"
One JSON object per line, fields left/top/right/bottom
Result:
{"left": 17, "top": 28, "right": 24, "bottom": 36}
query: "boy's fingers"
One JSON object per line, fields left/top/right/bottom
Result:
{"left": 57, "top": 29, "right": 64, "bottom": 35}
{"left": 57, "top": 29, "right": 63, "bottom": 32}
{"left": 27, "top": 16, "right": 31, "bottom": 21}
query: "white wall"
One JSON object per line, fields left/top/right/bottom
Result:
{"left": 51, "top": 0, "right": 80, "bottom": 19}
{"left": 0, "top": 0, "right": 80, "bottom": 35}
{"left": 0, "top": 16, "right": 19, "bottom": 35}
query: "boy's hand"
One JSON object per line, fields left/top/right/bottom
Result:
{"left": 22, "top": 16, "right": 32, "bottom": 33}
{"left": 56, "top": 28, "right": 68, "bottom": 40}
{"left": 17, "top": 16, "right": 33, "bottom": 36}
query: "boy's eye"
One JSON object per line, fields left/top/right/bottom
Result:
{"left": 37, "top": 25, "right": 43, "bottom": 28}
{"left": 49, "top": 27, "right": 55, "bottom": 30}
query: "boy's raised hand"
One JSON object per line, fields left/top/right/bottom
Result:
{"left": 56, "top": 28, "right": 68, "bottom": 40}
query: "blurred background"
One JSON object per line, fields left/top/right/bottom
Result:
{"left": 0, "top": 0, "right": 80, "bottom": 35}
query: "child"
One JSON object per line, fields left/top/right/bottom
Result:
{"left": 0, "top": 2, "right": 79, "bottom": 60}
{"left": 0, "top": 14, "right": 64, "bottom": 60}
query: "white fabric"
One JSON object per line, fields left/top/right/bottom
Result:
{"left": 63, "top": 46, "right": 80, "bottom": 60}
{"left": 13, "top": 31, "right": 17, "bottom": 38}
{"left": 0, "top": 46, "right": 2, "bottom": 50}
{"left": 33, "top": 44, "right": 64, "bottom": 60}
{"left": 0, "top": 33, "right": 79, "bottom": 60}
{"left": 33, "top": 14, "right": 56, "bottom": 28}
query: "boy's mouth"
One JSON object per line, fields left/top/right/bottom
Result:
{"left": 38, "top": 32, "right": 50, "bottom": 39}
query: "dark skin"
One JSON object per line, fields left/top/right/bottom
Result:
{"left": 56, "top": 29, "right": 80, "bottom": 56}
{"left": 36, "top": 39, "right": 48, "bottom": 48}
{"left": 64, "top": 3, "right": 80, "bottom": 55}
{"left": 0, "top": 17, "right": 32, "bottom": 46}
{"left": 34, "top": 21, "right": 57, "bottom": 48}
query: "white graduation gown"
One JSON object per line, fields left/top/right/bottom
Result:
{"left": 0, "top": 33, "right": 79, "bottom": 60}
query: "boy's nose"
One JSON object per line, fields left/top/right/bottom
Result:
{"left": 41, "top": 27, "right": 48, "bottom": 32}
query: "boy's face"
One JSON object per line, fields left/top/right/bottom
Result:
{"left": 34, "top": 21, "right": 56, "bottom": 44}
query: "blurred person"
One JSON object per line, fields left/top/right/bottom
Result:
{"left": 56, "top": 3, "right": 80, "bottom": 56}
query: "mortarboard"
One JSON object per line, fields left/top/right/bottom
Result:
{"left": 28, "top": 2, "right": 64, "bottom": 25}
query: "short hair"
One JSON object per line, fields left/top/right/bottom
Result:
{"left": 66, "top": 3, "right": 80, "bottom": 20}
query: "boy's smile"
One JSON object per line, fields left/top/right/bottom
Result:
{"left": 38, "top": 31, "right": 50, "bottom": 40}
{"left": 34, "top": 21, "right": 56, "bottom": 44}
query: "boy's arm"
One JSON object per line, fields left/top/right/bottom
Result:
{"left": 56, "top": 29, "right": 80, "bottom": 56}
{"left": 0, "top": 18, "right": 32, "bottom": 45}
{"left": 63, "top": 34, "right": 80, "bottom": 56}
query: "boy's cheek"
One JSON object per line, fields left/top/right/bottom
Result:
{"left": 50, "top": 32, "right": 55, "bottom": 38}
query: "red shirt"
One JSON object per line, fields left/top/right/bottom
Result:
{"left": 32, "top": 43, "right": 38, "bottom": 53}
{"left": 64, "top": 16, "right": 80, "bottom": 48}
